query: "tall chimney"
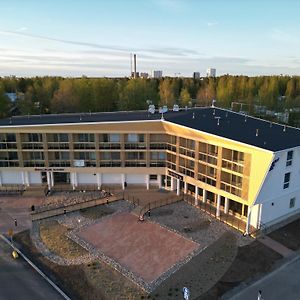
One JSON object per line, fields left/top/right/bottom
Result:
{"left": 134, "top": 54, "right": 137, "bottom": 78}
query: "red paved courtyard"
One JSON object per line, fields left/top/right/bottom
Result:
{"left": 77, "top": 212, "right": 199, "bottom": 283}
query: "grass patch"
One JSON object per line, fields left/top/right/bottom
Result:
{"left": 80, "top": 205, "right": 115, "bottom": 220}
{"left": 39, "top": 220, "right": 88, "bottom": 259}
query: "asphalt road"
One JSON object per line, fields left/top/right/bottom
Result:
{"left": 0, "top": 239, "right": 65, "bottom": 300}
{"left": 229, "top": 255, "right": 300, "bottom": 300}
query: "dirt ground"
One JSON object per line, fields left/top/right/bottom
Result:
{"left": 268, "top": 218, "right": 300, "bottom": 251}
{"left": 198, "top": 240, "right": 283, "bottom": 300}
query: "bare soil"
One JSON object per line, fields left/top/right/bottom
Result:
{"left": 197, "top": 240, "right": 283, "bottom": 300}
{"left": 268, "top": 218, "right": 300, "bottom": 251}
{"left": 80, "top": 205, "right": 115, "bottom": 220}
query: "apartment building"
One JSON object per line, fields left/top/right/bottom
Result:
{"left": 0, "top": 107, "right": 299, "bottom": 233}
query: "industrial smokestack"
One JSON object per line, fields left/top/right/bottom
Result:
{"left": 134, "top": 54, "right": 137, "bottom": 78}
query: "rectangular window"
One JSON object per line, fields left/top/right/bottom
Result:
{"left": 283, "top": 172, "right": 291, "bottom": 189}
{"left": 127, "top": 134, "right": 138, "bottom": 142}
{"left": 289, "top": 197, "right": 296, "bottom": 208}
{"left": 110, "top": 134, "right": 120, "bottom": 143}
{"left": 149, "top": 175, "right": 157, "bottom": 180}
{"left": 286, "top": 150, "right": 293, "bottom": 166}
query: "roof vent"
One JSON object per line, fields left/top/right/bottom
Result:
{"left": 270, "top": 122, "right": 273, "bottom": 128}
{"left": 283, "top": 125, "right": 286, "bottom": 132}
{"left": 80, "top": 115, "right": 82, "bottom": 121}
{"left": 225, "top": 112, "right": 228, "bottom": 118}
{"left": 9, "top": 118, "right": 12, "bottom": 124}
{"left": 215, "top": 116, "right": 221, "bottom": 126}
{"left": 244, "top": 115, "right": 247, "bottom": 122}
{"left": 213, "top": 109, "right": 215, "bottom": 116}
{"left": 256, "top": 129, "right": 259, "bottom": 137}
{"left": 192, "top": 112, "right": 195, "bottom": 119}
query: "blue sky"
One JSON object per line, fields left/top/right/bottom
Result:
{"left": 0, "top": 0, "right": 300, "bottom": 77}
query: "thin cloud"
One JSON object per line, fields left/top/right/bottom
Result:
{"left": 0, "top": 30, "right": 201, "bottom": 58}
{"left": 207, "top": 22, "right": 218, "bottom": 27}
{"left": 17, "top": 27, "right": 28, "bottom": 31}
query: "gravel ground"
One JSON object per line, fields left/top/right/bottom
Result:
{"left": 148, "top": 201, "right": 253, "bottom": 248}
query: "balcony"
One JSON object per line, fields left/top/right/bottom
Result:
{"left": 22, "top": 143, "right": 44, "bottom": 150}
{"left": 23, "top": 161, "right": 45, "bottom": 167}
{"left": 0, "top": 160, "right": 19, "bottom": 167}
{"left": 49, "top": 160, "right": 71, "bottom": 167}
{"left": 0, "top": 143, "right": 17, "bottom": 149}
{"left": 124, "top": 143, "right": 146, "bottom": 150}
{"left": 99, "top": 143, "right": 121, "bottom": 149}
{"left": 100, "top": 161, "right": 121, "bottom": 167}
{"left": 150, "top": 143, "right": 166, "bottom": 150}
{"left": 48, "top": 143, "right": 69, "bottom": 150}
{"left": 150, "top": 161, "right": 166, "bottom": 167}
{"left": 73, "top": 143, "right": 95, "bottom": 150}
{"left": 125, "top": 161, "right": 146, "bottom": 167}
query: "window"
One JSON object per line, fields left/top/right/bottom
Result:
{"left": 289, "top": 197, "right": 296, "bottom": 208}
{"left": 127, "top": 134, "right": 138, "bottom": 142}
{"left": 109, "top": 134, "right": 120, "bottom": 143}
{"left": 286, "top": 150, "right": 293, "bottom": 166}
{"left": 126, "top": 152, "right": 145, "bottom": 160}
{"left": 99, "top": 151, "right": 120, "bottom": 160}
{"left": 283, "top": 172, "right": 291, "bottom": 189}
{"left": 149, "top": 175, "right": 157, "bottom": 180}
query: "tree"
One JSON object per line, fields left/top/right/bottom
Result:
{"left": 159, "top": 78, "right": 176, "bottom": 106}
{"left": 91, "top": 78, "right": 119, "bottom": 112}
{"left": 180, "top": 87, "right": 191, "bottom": 106}
{"left": 0, "top": 84, "right": 10, "bottom": 118}
{"left": 50, "top": 79, "right": 80, "bottom": 113}
{"left": 118, "top": 79, "right": 156, "bottom": 111}
{"left": 196, "top": 78, "right": 216, "bottom": 106}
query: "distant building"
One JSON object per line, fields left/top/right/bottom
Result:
{"left": 140, "top": 72, "right": 149, "bottom": 79}
{"left": 5, "top": 93, "right": 17, "bottom": 102}
{"left": 193, "top": 72, "right": 200, "bottom": 79}
{"left": 131, "top": 72, "right": 140, "bottom": 78}
{"left": 206, "top": 68, "right": 216, "bottom": 77}
{"left": 152, "top": 70, "right": 163, "bottom": 78}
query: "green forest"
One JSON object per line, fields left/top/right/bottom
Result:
{"left": 1, "top": 75, "right": 300, "bottom": 119}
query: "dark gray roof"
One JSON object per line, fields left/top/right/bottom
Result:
{"left": 0, "top": 107, "right": 299, "bottom": 152}
{"left": 165, "top": 108, "right": 300, "bottom": 152}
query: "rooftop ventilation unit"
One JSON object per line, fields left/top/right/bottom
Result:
{"left": 148, "top": 105, "right": 155, "bottom": 114}
{"left": 173, "top": 104, "right": 180, "bottom": 112}
{"left": 159, "top": 106, "right": 168, "bottom": 114}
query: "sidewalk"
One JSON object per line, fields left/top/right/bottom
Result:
{"left": 258, "top": 235, "right": 294, "bottom": 257}
{"left": 225, "top": 253, "right": 300, "bottom": 300}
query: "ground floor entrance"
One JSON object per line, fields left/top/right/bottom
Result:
{"left": 53, "top": 172, "right": 70, "bottom": 184}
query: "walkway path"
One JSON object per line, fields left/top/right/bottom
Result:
{"left": 258, "top": 235, "right": 294, "bottom": 257}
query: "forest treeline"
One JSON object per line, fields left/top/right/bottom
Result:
{"left": 1, "top": 75, "right": 300, "bottom": 118}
